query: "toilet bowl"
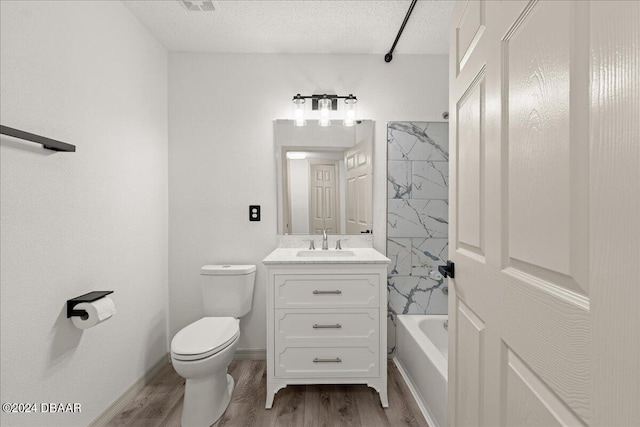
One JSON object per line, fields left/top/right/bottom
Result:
{"left": 171, "top": 264, "right": 256, "bottom": 427}
{"left": 171, "top": 317, "right": 240, "bottom": 427}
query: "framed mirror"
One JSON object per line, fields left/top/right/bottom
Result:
{"left": 275, "top": 119, "right": 374, "bottom": 235}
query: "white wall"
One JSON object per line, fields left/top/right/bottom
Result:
{"left": 0, "top": 1, "right": 168, "bottom": 425}
{"left": 168, "top": 53, "right": 448, "bottom": 351}
{"left": 288, "top": 158, "right": 310, "bottom": 233}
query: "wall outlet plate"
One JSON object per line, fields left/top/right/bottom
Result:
{"left": 249, "top": 205, "right": 260, "bottom": 221}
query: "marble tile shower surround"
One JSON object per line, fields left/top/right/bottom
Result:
{"left": 387, "top": 122, "right": 449, "bottom": 318}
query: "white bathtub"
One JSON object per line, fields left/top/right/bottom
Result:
{"left": 395, "top": 315, "right": 448, "bottom": 427}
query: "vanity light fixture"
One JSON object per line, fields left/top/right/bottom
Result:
{"left": 292, "top": 94, "right": 358, "bottom": 127}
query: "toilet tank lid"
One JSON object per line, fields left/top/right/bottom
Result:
{"left": 201, "top": 265, "right": 256, "bottom": 275}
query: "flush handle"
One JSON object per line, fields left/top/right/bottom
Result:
{"left": 438, "top": 261, "right": 455, "bottom": 278}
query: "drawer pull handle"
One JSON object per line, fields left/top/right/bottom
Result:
{"left": 313, "top": 357, "right": 342, "bottom": 363}
{"left": 313, "top": 323, "right": 342, "bottom": 329}
{"left": 312, "top": 290, "right": 342, "bottom": 295}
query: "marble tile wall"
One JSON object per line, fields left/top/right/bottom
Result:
{"left": 387, "top": 122, "right": 449, "bottom": 320}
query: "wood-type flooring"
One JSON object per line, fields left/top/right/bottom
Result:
{"left": 106, "top": 360, "right": 429, "bottom": 427}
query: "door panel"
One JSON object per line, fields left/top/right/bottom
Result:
{"left": 504, "top": 0, "right": 589, "bottom": 296}
{"left": 506, "top": 1, "right": 572, "bottom": 276}
{"left": 346, "top": 136, "right": 373, "bottom": 233}
{"left": 456, "top": 1, "right": 485, "bottom": 73}
{"left": 310, "top": 162, "right": 338, "bottom": 233}
{"left": 346, "top": 178, "right": 356, "bottom": 225}
{"left": 356, "top": 175, "right": 367, "bottom": 226}
{"left": 447, "top": 1, "right": 639, "bottom": 426}
{"left": 495, "top": 276, "right": 590, "bottom": 421}
{"left": 455, "top": 300, "right": 485, "bottom": 426}
{"left": 505, "top": 347, "right": 580, "bottom": 427}
{"left": 456, "top": 70, "right": 485, "bottom": 258}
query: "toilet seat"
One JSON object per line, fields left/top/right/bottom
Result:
{"left": 171, "top": 317, "right": 239, "bottom": 361}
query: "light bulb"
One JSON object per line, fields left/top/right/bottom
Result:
{"left": 318, "top": 98, "right": 332, "bottom": 127}
{"left": 343, "top": 96, "right": 357, "bottom": 127}
{"left": 292, "top": 96, "right": 306, "bottom": 127}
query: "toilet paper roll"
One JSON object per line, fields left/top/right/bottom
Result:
{"left": 71, "top": 296, "right": 117, "bottom": 330}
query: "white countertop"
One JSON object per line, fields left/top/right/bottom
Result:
{"left": 262, "top": 247, "right": 390, "bottom": 264}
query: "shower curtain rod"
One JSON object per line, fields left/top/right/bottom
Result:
{"left": 385, "top": 0, "right": 418, "bottom": 63}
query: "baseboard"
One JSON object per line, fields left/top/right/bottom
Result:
{"left": 392, "top": 357, "right": 440, "bottom": 427}
{"left": 234, "top": 348, "right": 266, "bottom": 360}
{"left": 89, "top": 354, "right": 169, "bottom": 427}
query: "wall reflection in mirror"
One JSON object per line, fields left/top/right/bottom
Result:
{"left": 275, "top": 120, "right": 374, "bottom": 235}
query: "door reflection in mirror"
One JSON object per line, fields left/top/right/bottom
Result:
{"left": 275, "top": 120, "right": 374, "bottom": 235}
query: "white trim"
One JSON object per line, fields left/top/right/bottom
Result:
{"left": 392, "top": 357, "right": 440, "bottom": 427}
{"left": 234, "top": 348, "right": 266, "bottom": 360}
{"left": 89, "top": 354, "right": 169, "bottom": 427}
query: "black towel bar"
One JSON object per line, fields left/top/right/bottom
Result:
{"left": 0, "top": 125, "right": 76, "bottom": 152}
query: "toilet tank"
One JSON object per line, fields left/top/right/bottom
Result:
{"left": 200, "top": 265, "right": 256, "bottom": 317}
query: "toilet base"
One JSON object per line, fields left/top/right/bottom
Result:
{"left": 181, "top": 372, "right": 235, "bottom": 427}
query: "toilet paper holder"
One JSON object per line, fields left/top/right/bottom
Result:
{"left": 67, "top": 291, "right": 114, "bottom": 318}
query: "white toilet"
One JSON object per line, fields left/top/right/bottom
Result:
{"left": 171, "top": 264, "right": 256, "bottom": 427}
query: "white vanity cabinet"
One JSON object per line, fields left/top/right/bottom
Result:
{"left": 262, "top": 248, "right": 390, "bottom": 409}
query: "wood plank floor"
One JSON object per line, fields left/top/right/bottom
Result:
{"left": 107, "top": 360, "right": 428, "bottom": 427}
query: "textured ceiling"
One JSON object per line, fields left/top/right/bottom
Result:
{"left": 122, "top": 0, "right": 454, "bottom": 54}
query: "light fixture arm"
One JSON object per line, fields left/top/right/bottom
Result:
{"left": 292, "top": 94, "right": 357, "bottom": 102}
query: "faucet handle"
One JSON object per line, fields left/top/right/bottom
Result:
{"left": 308, "top": 240, "right": 315, "bottom": 250}
{"left": 335, "top": 239, "right": 348, "bottom": 250}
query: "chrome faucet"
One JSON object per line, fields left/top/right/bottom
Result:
{"left": 322, "top": 229, "right": 328, "bottom": 250}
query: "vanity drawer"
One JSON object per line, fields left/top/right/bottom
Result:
{"left": 275, "top": 309, "right": 378, "bottom": 348}
{"left": 274, "top": 274, "right": 379, "bottom": 308}
{"left": 275, "top": 346, "right": 379, "bottom": 378}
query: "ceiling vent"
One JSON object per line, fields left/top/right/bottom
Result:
{"left": 179, "top": 0, "right": 219, "bottom": 12}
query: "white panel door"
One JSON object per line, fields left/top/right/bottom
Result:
{"left": 309, "top": 162, "right": 338, "bottom": 234}
{"left": 346, "top": 137, "right": 373, "bottom": 234}
{"left": 448, "top": 1, "right": 639, "bottom": 426}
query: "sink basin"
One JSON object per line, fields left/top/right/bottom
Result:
{"left": 296, "top": 250, "right": 356, "bottom": 258}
